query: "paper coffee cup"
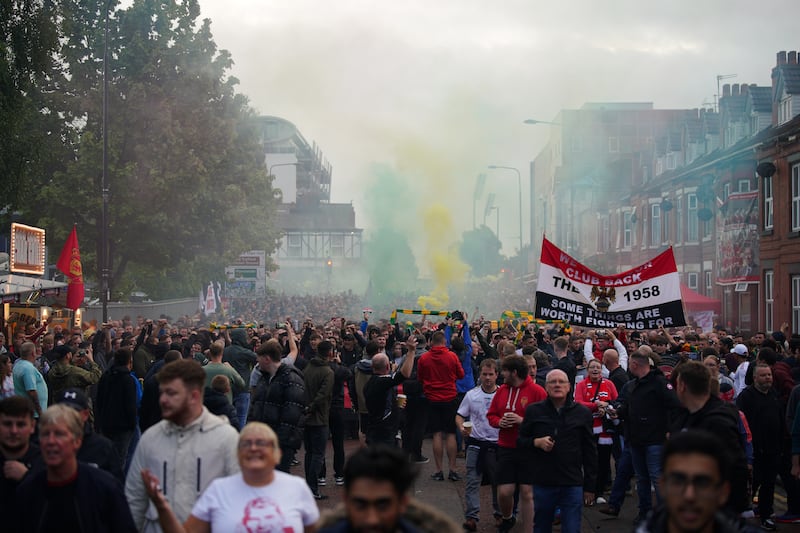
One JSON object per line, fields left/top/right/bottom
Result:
{"left": 462, "top": 421, "right": 473, "bottom": 435}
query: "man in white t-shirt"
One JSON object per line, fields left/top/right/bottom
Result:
{"left": 456, "top": 358, "right": 501, "bottom": 532}
{"left": 730, "top": 344, "right": 751, "bottom": 397}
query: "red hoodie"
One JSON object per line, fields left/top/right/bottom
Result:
{"left": 417, "top": 345, "right": 464, "bottom": 402}
{"left": 487, "top": 375, "right": 546, "bottom": 448}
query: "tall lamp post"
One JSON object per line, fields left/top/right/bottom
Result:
{"left": 101, "top": 0, "right": 112, "bottom": 322}
{"left": 487, "top": 165, "right": 523, "bottom": 255}
{"left": 523, "top": 118, "right": 561, "bottom": 257}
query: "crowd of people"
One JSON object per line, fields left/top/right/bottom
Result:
{"left": 1, "top": 305, "right": 800, "bottom": 532}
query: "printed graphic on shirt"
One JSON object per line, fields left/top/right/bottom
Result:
{"left": 239, "top": 497, "right": 293, "bottom": 533}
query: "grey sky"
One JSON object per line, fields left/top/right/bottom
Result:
{"left": 197, "top": 0, "right": 798, "bottom": 254}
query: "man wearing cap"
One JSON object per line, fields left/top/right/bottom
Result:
{"left": 55, "top": 387, "right": 123, "bottom": 481}
{"left": 730, "top": 343, "right": 750, "bottom": 397}
{"left": 45, "top": 344, "right": 102, "bottom": 401}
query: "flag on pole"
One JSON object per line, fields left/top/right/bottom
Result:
{"left": 56, "top": 226, "right": 85, "bottom": 310}
{"left": 204, "top": 282, "right": 217, "bottom": 316}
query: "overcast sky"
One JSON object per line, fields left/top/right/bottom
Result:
{"left": 197, "top": 0, "right": 798, "bottom": 254}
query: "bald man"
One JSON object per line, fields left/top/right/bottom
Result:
{"left": 517, "top": 369, "right": 597, "bottom": 533}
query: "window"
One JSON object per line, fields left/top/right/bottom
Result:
{"left": 723, "top": 183, "right": 731, "bottom": 201}
{"left": 793, "top": 163, "right": 800, "bottom": 231}
{"left": 764, "top": 174, "right": 774, "bottom": 230}
{"left": 687, "top": 272, "right": 698, "bottom": 290}
{"left": 598, "top": 216, "right": 609, "bottom": 251}
{"left": 780, "top": 96, "right": 793, "bottom": 125}
{"left": 675, "top": 196, "right": 683, "bottom": 244}
{"left": 738, "top": 179, "right": 751, "bottom": 193}
{"left": 793, "top": 275, "right": 800, "bottom": 333}
{"left": 650, "top": 204, "right": 661, "bottom": 246}
{"left": 623, "top": 211, "right": 632, "bottom": 248}
{"left": 687, "top": 193, "right": 699, "bottom": 242}
{"left": 330, "top": 234, "right": 344, "bottom": 257}
{"left": 570, "top": 136, "right": 582, "bottom": 153}
{"left": 608, "top": 137, "right": 619, "bottom": 153}
{"left": 666, "top": 153, "right": 677, "bottom": 170}
{"left": 705, "top": 271, "right": 713, "bottom": 297}
{"left": 662, "top": 206, "right": 671, "bottom": 243}
{"left": 287, "top": 234, "right": 302, "bottom": 257}
{"left": 765, "top": 270, "right": 774, "bottom": 333}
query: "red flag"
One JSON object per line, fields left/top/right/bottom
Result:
{"left": 56, "top": 226, "right": 84, "bottom": 310}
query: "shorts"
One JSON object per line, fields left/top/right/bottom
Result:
{"left": 494, "top": 447, "right": 533, "bottom": 485}
{"left": 427, "top": 399, "right": 458, "bottom": 434}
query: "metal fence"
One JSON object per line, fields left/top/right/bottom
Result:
{"left": 82, "top": 298, "right": 199, "bottom": 323}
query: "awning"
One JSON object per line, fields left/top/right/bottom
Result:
{"left": 0, "top": 274, "right": 67, "bottom": 297}
{"left": 680, "top": 284, "right": 721, "bottom": 315}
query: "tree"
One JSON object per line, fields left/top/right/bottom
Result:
{"left": 25, "top": 0, "right": 280, "bottom": 299}
{"left": 459, "top": 225, "right": 504, "bottom": 278}
{"left": 0, "top": 0, "right": 73, "bottom": 213}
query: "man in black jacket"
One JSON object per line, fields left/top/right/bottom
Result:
{"left": 223, "top": 328, "right": 258, "bottom": 429}
{"left": 517, "top": 369, "right": 597, "bottom": 533}
{"left": 617, "top": 350, "right": 681, "bottom": 523}
{"left": 737, "top": 362, "right": 784, "bottom": 531}
{"left": 249, "top": 339, "right": 307, "bottom": 472}
{"left": 95, "top": 348, "right": 139, "bottom": 471}
{"left": 13, "top": 404, "right": 136, "bottom": 532}
{"left": 670, "top": 362, "right": 749, "bottom": 515}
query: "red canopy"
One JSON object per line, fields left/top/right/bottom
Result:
{"left": 680, "top": 284, "right": 721, "bottom": 315}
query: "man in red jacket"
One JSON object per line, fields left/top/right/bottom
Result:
{"left": 486, "top": 355, "right": 547, "bottom": 533}
{"left": 417, "top": 329, "right": 464, "bottom": 481}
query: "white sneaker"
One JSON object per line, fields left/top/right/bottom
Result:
{"left": 595, "top": 497, "right": 607, "bottom": 505}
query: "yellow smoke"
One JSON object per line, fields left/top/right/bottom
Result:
{"left": 417, "top": 203, "right": 469, "bottom": 310}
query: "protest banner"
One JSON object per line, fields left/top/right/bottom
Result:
{"left": 534, "top": 237, "right": 686, "bottom": 330}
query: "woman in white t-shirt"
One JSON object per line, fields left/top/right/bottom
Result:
{"left": 142, "top": 422, "right": 319, "bottom": 533}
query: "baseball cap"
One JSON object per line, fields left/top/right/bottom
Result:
{"left": 731, "top": 344, "right": 749, "bottom": 356}
{"left": 55, "top": 388, "right": 90, "bottom": 410}
{"left": 54, "top": 345, "right": 73, "bottom": 360}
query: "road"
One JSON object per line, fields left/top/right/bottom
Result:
{"left": 307, "top": 437, "right": 786, "bottom": 532}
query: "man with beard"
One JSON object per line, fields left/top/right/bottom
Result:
{"left": 125, "top": 359, "right": 239, "bottom": 533}
{"left": 0, "top": 396, "right": 41, "bottom": 517}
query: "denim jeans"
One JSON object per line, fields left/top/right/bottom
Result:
{"left": 465, "top": 444, "right": 499, "bottom": 521}
{"left": 630, "top": 443, "right": 663, "bottom": 514}
{"left": 533, "top": 485, "right": 583, "bottom": 533}
{"left": 233, "top": 391, "right": 250, "bottom": 431}
{"left": 608, "top": 436, "right": 634, "bottom": 511}
{"left": 304, "top": 425, "right": 328, "bottom": 494}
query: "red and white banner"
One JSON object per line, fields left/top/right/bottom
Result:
{"left": 534, "top": 238, "right": 686, "bottom": 330}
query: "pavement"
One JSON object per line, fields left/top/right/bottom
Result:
{"left": 305, "top": 437, "right": 788, "bottom": 532}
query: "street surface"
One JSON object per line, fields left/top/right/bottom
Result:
{"left": 309, "top": 437, "right": 786, "bottom": 532}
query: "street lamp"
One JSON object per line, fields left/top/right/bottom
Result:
{"left": 487, "top": 165, "right": 523, "bottom": 254}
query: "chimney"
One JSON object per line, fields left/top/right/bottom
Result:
{"left": 723, "top": 84, "right": 731, "bottom": 97}
{"left": 778, "top": 51, "right": 787, "bottom": 65}
{"left": 789, "top": 51, "right": 798, "bottom": 64}
{"left": 741, "top": 84, "right": 749, "bottom": 95}
{"left": 732, "top": 84, "right": 740, "bottom": 96}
